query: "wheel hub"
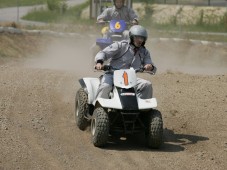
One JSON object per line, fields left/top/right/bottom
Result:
{"left": 91, "top": 118, "right": 96, "bottom": 136}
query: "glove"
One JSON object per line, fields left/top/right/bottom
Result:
{"left": 132, "top": 19, "right": 138, "bottom": 25}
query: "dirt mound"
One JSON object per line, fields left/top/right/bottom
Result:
{"left": 0, "top": 33, "right": 49, "bottom": 65}
{"left": 0, "top": 34, "right": 227, "bottom": 170}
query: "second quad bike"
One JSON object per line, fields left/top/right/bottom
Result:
{"left": 91, "top": 19, "right": 130, "bottom": 57}
{"left": 96, "top": 19, "right": 129, "bottom": 49}
{"left": 75, "top": 66, "right": 163, "bottom": 148}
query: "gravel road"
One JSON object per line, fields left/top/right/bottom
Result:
{"left": 0, "top": 33, "right": 227, "bottom": 170}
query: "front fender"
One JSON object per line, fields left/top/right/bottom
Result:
{"left": 138, "top": 98, "right": 157, "bottom": 109}
{"left": 96, "top": 97, "right": 157, "bottom": 110}
{"left": 79, "top": 78, "right": 100, "bottom": 104}
{"left": 93, "top": 88, "right": 123, "bottom": 109}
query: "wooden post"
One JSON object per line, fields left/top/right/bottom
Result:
{"left": 208, "top": 0, "right": 210, "bottom": 6}
{"left": 17, "top": 0, "right": 19, "bottom": 22}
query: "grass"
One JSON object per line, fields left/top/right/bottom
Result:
{"left": 134, "top": 0, "right": 223, "bottom": 5}
{"left": 0, "top": 0, "right": 46, "bottom": 8}
{"left": 149, "top": 28, "right": 227, "bottom": 43}
{"left": 22, "top": 1, "right": 91, "bottom": 24}
{"left": 147, "top": 22, "right": 227, "bottom": 33}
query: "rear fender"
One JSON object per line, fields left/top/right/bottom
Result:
{"left": 96, "top": 38, "right": 112, "bottom": 49}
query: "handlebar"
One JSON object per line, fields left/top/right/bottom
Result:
{"left": 96, "top": 20, "right": 132, "bottom": 26}
{"left": 95, "top": 65, "right": 155, "bottom": 74}
{"left": 96, "top": 21, "right": 109, "bottom": 25}
{"left": 94, "top": 65, "right": 117, "bottom": 71}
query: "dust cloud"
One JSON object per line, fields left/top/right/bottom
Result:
{"left": 149, "top": 40, "right": 227, "bottom": 75}
{"left": 25, "top": 34, "right": 227, "bottom": 76}
{"left": 25, "top": 36, "right": 96, "bottom": 76}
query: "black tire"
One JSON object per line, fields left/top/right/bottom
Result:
{"left": 91, "top": 107, "right": 109, "bottom": 147}
{"left": 75, "top": 88, "right": 89, "bottom": 130}
{"left": 146, "top": 109, "right": 163, "bottom": 149}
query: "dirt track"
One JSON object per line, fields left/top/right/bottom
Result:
{"left": 0, "top": 34, "right": 227, "bottom": 170}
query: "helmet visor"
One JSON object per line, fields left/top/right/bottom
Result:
{"left": 134, "top": 36, "right": 145, "bottom": 41}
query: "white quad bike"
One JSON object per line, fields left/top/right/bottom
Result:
{"left": 75, "top": 65, "right": 163, "bottom": 148}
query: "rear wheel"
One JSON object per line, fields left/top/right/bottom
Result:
{"left": 146, "top": 109, "right": 163, "bottom": 149}
{"left": 75, "top": 88, "right": 89, "bottom": 130}
{"left": 91, "top": 107, "right": 109, "bottom": 147}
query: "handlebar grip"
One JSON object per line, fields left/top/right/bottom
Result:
{"left": 103, "top": 65, "right": 112, "bottom": 71}
{"left": 135, "top": 67, "right": 145, "bottom": 73}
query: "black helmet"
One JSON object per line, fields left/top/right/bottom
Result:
{"left": 129, "top": 25, "right": 148, "bottom": 41}
{"left": 113, "top": 0, "right": 125, "bottom": 8}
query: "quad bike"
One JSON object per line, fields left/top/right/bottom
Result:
{"left": 75, "top": 65, "right": 163, "bottom": 148}
{"left": 96, "top": 19, "right": 129, "bottom": 49}
{"left": 91, "top": 19, "right": 130, "bottom": 56}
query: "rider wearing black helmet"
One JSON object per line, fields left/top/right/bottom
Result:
{"left": 97, "top": 0, "right": 139, "bottom": 25}
{"left": 114, "top": 0, "right": 125, "bottom": 9}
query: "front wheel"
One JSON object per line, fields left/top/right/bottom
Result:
{"left": 75, "top": 88, "right": 89, "bottom": 130}
{"left": 146, "top": 109, "right": 163, "bottom": 149}
{"left": 91, "top": 107, "right": 109, "bottom": 147}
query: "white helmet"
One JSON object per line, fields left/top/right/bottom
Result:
{"left": 129, "top": 25, "right": 148, "bottom": 41}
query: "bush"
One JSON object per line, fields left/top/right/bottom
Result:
{"left": 47, "top": 0, "right": 68, "bottom": 14}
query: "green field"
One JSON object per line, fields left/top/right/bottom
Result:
{"left": 0, "top": 0, "right": 46, "bottom": 8}
{"left": 22, "top": 1, "right": 90, "bottom": 24}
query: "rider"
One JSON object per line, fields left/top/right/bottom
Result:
{"left": 97, "top": 0, "right": 139, "bottom": 38}
{"left": 97, "top": 0, "right": 139, "bottom": 24}
{"left": 95, "top": 25, "right": 156, "bottom": 99}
